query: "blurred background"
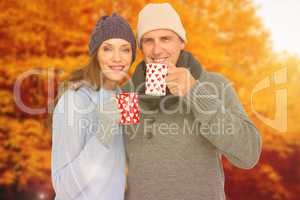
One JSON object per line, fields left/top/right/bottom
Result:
{"left": 0, "top": 0, "right": 299, "bottom": 199}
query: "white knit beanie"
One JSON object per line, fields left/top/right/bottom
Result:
{"left": 137, "top": 3, "right": 187, "bottom": 47}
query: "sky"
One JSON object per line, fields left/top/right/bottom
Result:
{"left": 253, "top": 0, "right": 300, "bottom": 56}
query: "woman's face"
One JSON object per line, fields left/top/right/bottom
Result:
{"left": 97, "top": 38, "right": 132, "bottom": 86}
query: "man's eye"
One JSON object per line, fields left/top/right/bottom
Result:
{"left": 142, "top": 39, "right": 152, "bottom": 44}
{"left": 122, "top": 48, "right": 131, "bottom": 53}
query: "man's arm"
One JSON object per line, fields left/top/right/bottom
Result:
{"left": 184, "top": 71, "right": 262, "bottom": 169}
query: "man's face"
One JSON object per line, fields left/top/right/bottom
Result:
{"left": 140, "top": 29, "right": 185, "bottom": 65}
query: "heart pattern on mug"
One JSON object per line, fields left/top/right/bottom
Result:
{"left": 117, "top": 93, "right": 140, "bottom": 124}
{"left": 145, "top": 64, "right": 168, "bottom": 96}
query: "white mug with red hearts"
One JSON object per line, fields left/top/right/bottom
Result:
{"left": 145, "top": 63, "right": 168, "bottom": 96}
{"left": 116, "top": 92, "right": 140, "bottom": 125}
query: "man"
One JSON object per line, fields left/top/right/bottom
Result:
{"left": 123, "top": 3, "right": 262, "bottom": 200}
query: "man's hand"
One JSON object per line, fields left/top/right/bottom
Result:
{"left": 166, "top": 63, "right": 197, "bottom": 96}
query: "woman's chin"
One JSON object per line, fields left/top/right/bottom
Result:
{"left": 103, "top": 75, "right": 127, "bottom": 85}
{"left": 104, "top": 72, "right": 129, "bottom": 82}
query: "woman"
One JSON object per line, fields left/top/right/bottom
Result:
{"left": 51, "top": 13, "right": 136, "bottom": 200}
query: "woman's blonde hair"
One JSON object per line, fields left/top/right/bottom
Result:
{"left": 48, "top": 51, "right": 100, "bottom": 126}
{"left": 59, "top": 51, "right": 100, "bottom": 95}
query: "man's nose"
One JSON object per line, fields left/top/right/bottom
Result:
{"left": 152, "top": 41, "right": 163, "bottom": 56}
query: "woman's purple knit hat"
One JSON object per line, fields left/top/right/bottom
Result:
{"left": 88, "top": 13, "right": 136, "bottom": 62}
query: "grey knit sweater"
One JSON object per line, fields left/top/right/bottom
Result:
{"left": 122, "top": 51, "right": 262, "bottom": 200}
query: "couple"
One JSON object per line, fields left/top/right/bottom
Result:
{"left": 51, "top": 3, "right": 262, "bottom": 200}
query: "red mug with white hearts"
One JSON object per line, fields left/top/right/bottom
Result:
{"left": 145, "top": 63, "right": 168, "bottom": 96}
{"left": 116, "top": 92, "right": 140, "bottom": 125}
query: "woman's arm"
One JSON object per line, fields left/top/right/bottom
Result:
{"left": 51, "top": 90, "right": 115, "bottom": 199}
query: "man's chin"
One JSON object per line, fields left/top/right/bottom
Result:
{"left": 146, "top": 59, "right": 169, "bottom": 64}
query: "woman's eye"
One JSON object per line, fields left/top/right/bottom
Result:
{"left": 103, "top": 47, "right": 112, "bottom": 51}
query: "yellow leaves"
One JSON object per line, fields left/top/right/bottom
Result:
{"left": 255, "top": 164, "right": 291, "bottom": 200}
{"left": 0, "top": 91, "right": 15, "bottom": 115}
{"left": 0, "top": 171, "right": 15, "bottom": 186}
{"left": 0, "top": 117, "right": 52, "bottom": 189}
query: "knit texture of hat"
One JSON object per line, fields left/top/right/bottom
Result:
{"left": 137, "top": 3, "right": 187, "bottom": 47}
{"left": 89, "top": 13, "right": 136, "bottom": 62}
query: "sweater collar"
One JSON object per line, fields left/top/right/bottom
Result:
{"left": 130, "top": 50, "right": 203, "bottom": 94}
{"left": 122, "top": 50, "right": 203, "bottom": 110}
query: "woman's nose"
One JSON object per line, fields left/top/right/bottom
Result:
{"left": 112, "top": 50, "right": 122, "bottom": 62}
